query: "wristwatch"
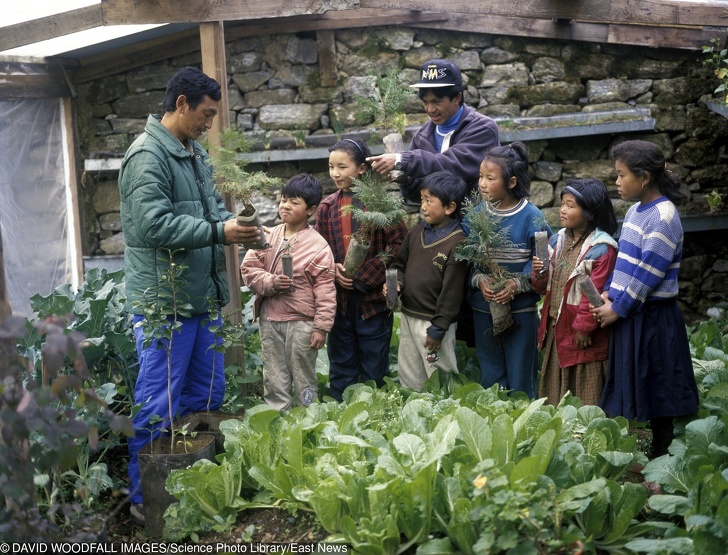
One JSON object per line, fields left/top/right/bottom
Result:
{"left": 394, "top": 161, "right": 402, "bottom": 171}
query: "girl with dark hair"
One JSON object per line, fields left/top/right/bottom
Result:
{"left": 466, "top": 141, "right": 551, "bottom": 398}
{"left": 532, "top": 178, "right": 618, "bottom": 406}
{"left": 591, "top": 140, "right": 698, "bottom": 458}
{"left": 316, "top": 139, "right": 408, "bottom": 401}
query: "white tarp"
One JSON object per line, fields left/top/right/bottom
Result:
{"left": 0, "top": 97, "right": 71, "bottom": 317}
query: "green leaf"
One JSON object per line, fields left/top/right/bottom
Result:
{"left": 455, "top": 406, "right": 491, "bottom": 461}
{"left": 642, "top": 455, "right": 692, "bottom": 493}
{"left": 416, "top": 537, "right": 460, "bottom": 554}
{"left": 491, "top": 413, "right": 516, "bottom": 465}
{"left": 602, "top": 482, "right": 647, "bottom": 543}
{"left": 648, "top": 494, "right": 693, "bottom": 516}
{"left": 393, "top": 433, "right": 427, "bottom": 467}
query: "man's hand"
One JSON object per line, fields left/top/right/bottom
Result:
{"left": 223, "top": 220, "right": 261, "bottom": 245}
{"left": 366, "top": 154, "right": 397, "bottom": 175}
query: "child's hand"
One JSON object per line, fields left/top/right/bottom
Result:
{"left": 335, "top": 263, "right": 354, "bottom": 289}
{"left": 478, "top": 278, "right": 496, "bottom": 300}
{"left": 574, "top": 332, "right": 592, "bottom": 349}
{"left": 382, "top": 282, "right": 400, "bottom": 297}
{"left": 590, "top": 296, "right": 619, "bottom": 328}
{"left": 424, "top": 335, "right": 441, "bottom": 352}
{"left": 532, "top": 256, "right": 544, "bottom": 274}
{"left": 273, "top": 274, "right": 293, "bottom": 292}
{"left": 310, "top": 330, "right": 326, "bottom": 349}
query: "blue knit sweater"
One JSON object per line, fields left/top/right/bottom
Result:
{"left": 608, "top": 196, "right": 683, "bottom": 318}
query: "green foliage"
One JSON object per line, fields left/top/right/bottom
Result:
{"left": 25, "top": 267, "right": 137, "bottom": 409}
{"left": 207, "top": 128, "right": 282, "bottom": 205}
{"left": 703, "top": 37, "right": 728, "bottom": 103}
{"left": 343, "top": 172, "right": 406, "bottom": 243}
{"left": 706, "top": 190, "right": 723, "bottom": 212}
{"left": 356, "top": 67, "right": 410, "bottom": 139}
{"left": 630, "top": 320, "right": 728, "bottom": 554}
{"left": 0, "top": 315, "right": 133, "bottom": 541}
{"left": 221, "top": 288, "right": 263, "bottom": 412}
{"left": 455, "top": 196, "right": 518, "bottom": 285}
{"left": 166, "top": 378, "right": 666, "bottom": 550}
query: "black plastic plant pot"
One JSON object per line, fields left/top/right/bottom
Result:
{"left": 137, "top": 434, "right": 216, "bottom": 539}
{"left": 342, "top": 236, "right": 370, "bottom": 278}
{"left": 174, "top": 410, "right": 245, "bottom": 455}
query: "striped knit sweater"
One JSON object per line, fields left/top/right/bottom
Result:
{"left": 608, "top": 196, "right": 683, "bottom": 318}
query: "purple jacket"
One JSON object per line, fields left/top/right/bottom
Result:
{"left": 399, "top": 104, "right": 500, "bottom": 203}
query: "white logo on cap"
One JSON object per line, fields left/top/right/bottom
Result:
{"left": 422, "top": 67, "right": 448, "bottom": 81}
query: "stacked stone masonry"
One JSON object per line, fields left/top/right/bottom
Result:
{"left": 78, "top": 27, "right": 728, "bottom": 323}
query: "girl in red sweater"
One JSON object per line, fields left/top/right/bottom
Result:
{"left": 532, "top": 178, "right": 618, "bottom": 406}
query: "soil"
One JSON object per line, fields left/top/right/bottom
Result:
{"left": 106, "top": 503, "right": 327, "bottom": 545}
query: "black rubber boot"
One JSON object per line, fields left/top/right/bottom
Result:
{"left": 649, "top": 417, "right": 674, "bottom": 458}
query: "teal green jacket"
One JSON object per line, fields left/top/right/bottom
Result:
{"left": 119, "top": 114, "right": 235, "bottom": 314}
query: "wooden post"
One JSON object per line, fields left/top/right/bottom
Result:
{"left": 200, "top": 22, "right": 246, "bottom": 380}
{"left": 63, "top": 97, "right": 85, "bottom": 290}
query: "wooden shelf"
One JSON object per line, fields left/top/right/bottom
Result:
{"left": 496, "top": 108, "right": 655, "bottom": 141}
{"left": 84, "top": 108, "right": 654, "bottom": 170}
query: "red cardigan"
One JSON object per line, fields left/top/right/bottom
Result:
{"left": 532, "top": 229, "right": 618, "bottom": 367}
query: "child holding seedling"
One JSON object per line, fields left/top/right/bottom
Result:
{"left": 386, "top": 171, "right": 469, "bottom": 391}
{"left": 316, "top": 139, "right": 408, "bottom": 402}
{"left": 241, "top": 174, "right": 336, "bottom": 410}
{"left": 531, "top": 178, "right": 618, "bottom": 406}
{"left": 463, "top": 142, "right": 551, "bottom": 398}
{"left": 590, "top": 140, "right": 699, "bottom": 458}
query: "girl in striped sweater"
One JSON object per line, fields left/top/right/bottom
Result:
{"left": 591, "top": 140, "right": 699, "bottom": 458}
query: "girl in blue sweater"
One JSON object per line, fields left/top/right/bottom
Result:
{"left": 466, "top": 142, "right": 551, "bottom": 398}
{"left": 591, "top": 140, "right": 699, "bottom": 458}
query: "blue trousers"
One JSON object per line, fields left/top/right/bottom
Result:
{"left": 473, "top": 308, "right": 539, "bottom": 398}
{"left": 327, "top": 295, "right": 393, "bottom": 402}
{"left": 127, "top": 313, "right": 225, "bottom": 504}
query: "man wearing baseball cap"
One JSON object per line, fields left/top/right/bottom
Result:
{"left": 367, "top": 58, "right": 500, "bottom": 205}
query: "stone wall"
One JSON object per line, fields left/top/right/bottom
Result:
{"left": 76, "top": 26, "right": 728, "bottom": 323}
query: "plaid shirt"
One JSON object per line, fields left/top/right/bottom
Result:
{"left": 316, "top": 190, "right": 408, "bottom": 319}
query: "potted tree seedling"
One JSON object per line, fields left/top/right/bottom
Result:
{"left": 454, "top": 196, "right": 520, "bottom": 337}
{"left": 133, "top": 249, "right": 216, "bottom": 539}
{"left": 341, "top": 172, "right": 406, "bottom": 278}
{"left": 356, "top": 66, "right": 411, "bottom": 158}
{"left": 207, "top": 128, "right": 282, "bottom": 249}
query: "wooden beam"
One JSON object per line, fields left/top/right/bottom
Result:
{"left": 225, "top": 8, "right": 446, "bottom": 36}
{"left": 100, "top": 0, "right": 728, "bottom": 28}
{"left": 0, "top": 6, "right": 103, "bottom": 52}
{"left": 0, "top": 68, "right": 72, "bottom": 99}
{"left": 413, "top": 13, "right": 727, "bottom": 51}
{"left": 316, "top": 31, "right": 337, "bottom": 87}
{"left": 101, "top": 0, "right": 360, "bottom": 24}
{"left": 362, "top": 0, "right": 728, "bottom": 28}
{"left": 199, "top": 22, "right": 246, "bottom": 374}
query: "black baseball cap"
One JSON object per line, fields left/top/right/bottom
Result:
{"left": 410, "top": 59, "right": 462, "bottom": 88}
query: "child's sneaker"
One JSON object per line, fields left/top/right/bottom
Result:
{"left": 129, "top": 503, "right": 144, "bottom": 526}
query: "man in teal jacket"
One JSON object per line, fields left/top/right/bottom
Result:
{"left": 119, "top": 66, "right": 259, "bottom": 525}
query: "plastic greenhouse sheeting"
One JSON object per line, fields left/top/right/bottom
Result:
{"left": 0, "top": 97, "right": 71, "bottom": 317}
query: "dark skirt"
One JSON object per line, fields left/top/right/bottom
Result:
{"left": 599, "top": 299, "right": 699, "bottom": 422}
